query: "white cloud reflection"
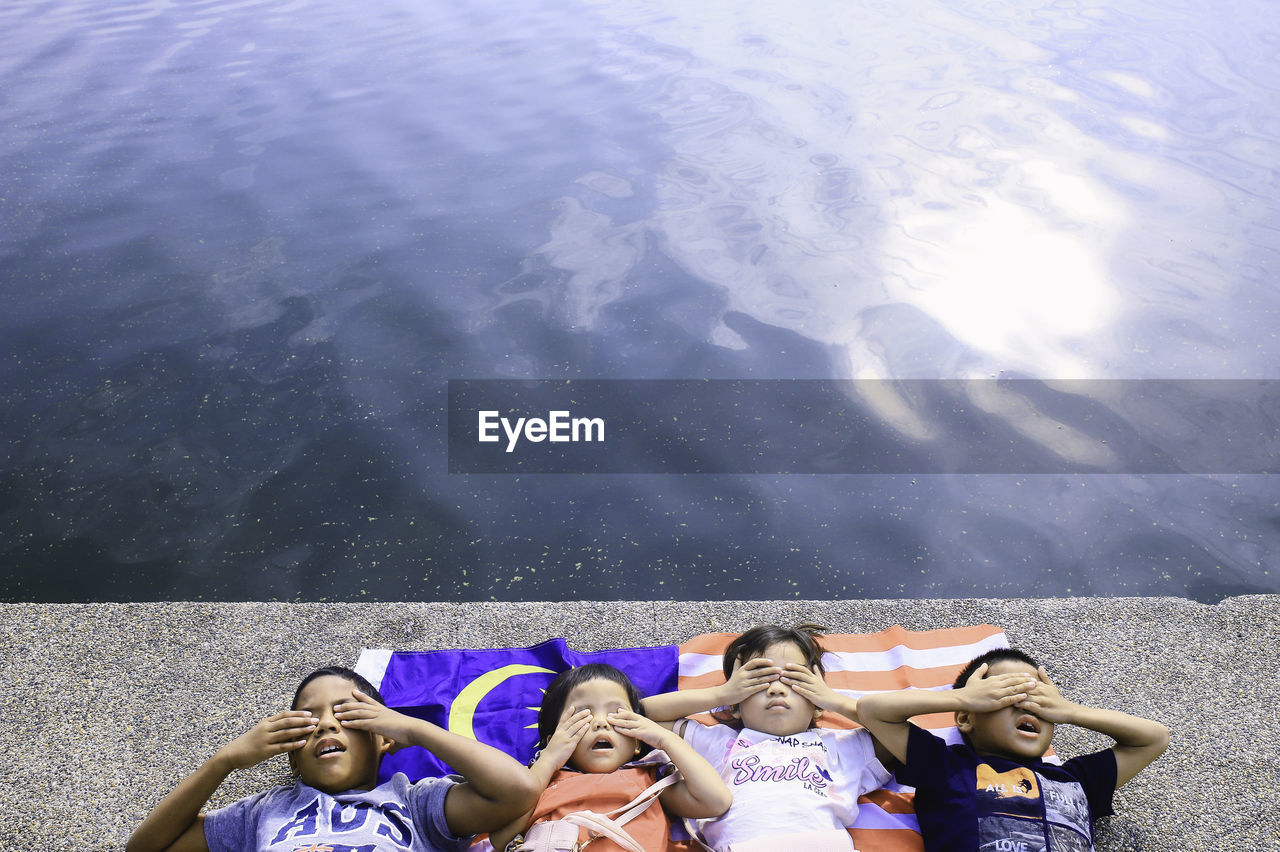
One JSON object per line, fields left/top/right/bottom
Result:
{"left": 517, "top": 0, "right": 1269, "bottom": 461}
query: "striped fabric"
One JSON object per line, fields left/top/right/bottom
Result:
{"left": 677, "top": 625, "right": 1009, "bottom": 852}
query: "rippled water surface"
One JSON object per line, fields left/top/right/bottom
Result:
{"left": 2, "top": 0, "right": 1277, "bottom": 601}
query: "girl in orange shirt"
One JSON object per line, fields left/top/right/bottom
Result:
{"left": 490, "top": 663, "right": 731, "bottom": 852}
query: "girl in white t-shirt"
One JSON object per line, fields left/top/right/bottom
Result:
{"left": 644, "top": 624, "right": 892, "bottom": 852}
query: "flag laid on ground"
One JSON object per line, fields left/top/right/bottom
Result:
{"left": 355, "top": 623, "right": 1009, "bottom": 851}
{"left": 355, "top": 639, "right": 677, "bottom": 781}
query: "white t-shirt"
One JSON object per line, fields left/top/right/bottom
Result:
{"left": 681, "top": 722, "right": 891, "bottom": 851}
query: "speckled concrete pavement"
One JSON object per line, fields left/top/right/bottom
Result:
{"left": 2, "top": 597, "right": 1274, "bottom": 850}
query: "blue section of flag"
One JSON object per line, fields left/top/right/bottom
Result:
{"left": 374, "top": 639, "right": 679, "bottom": 782}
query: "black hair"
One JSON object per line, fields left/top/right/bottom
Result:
{"left": 722, "top": 623, "right": 829, "bottom": 679}
{"left": 951, "top": 648, "right": 1041, "bottom": 691}
{"left": 536, "top": 663, "right": 645, "bottom": 751}
{"left": 292, "top": 666, "right": 386, "bottom": 709}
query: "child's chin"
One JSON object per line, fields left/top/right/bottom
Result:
{"left": 576, "top": 752, "right": 629, "bottom": 773}
{"left": 1004, "top": 742, "right": 1048, "bottom": 760}
{"left": 302, "top": 767, "right": 376, "bottom": 793}
{"left": 750, "top": 717, "right": 807, "bottom": 736}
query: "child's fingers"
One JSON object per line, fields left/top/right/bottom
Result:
{"left": 996, "top": 689, "right": 1031, "bottom": 708}
{"left": 265, "top": 723, "right": 316, "bottom": 743}
{"left": 550, "top": 713, "right": 591, "bottom": 747}
{"left": 561, "top": 714, "right": 591, "bottom": 740}
{"left": 271, "top": 739, "right": 309, "bottom": 754}
{"left": 979, "top": 673, "right": 1037, "bottom": 691}
{"left": 734, "top": 658, "right": 782, "bottom": 686}
{"left": 608, "top": 712, "right": 659, "bottom": 740}
{"left": 276, "top": 709, "right": 320, "bottom": 721}
{"left": 611, "top": 709, "right": 651, "bottom": 723}
{"left": 334, "top": 702, "right": 384, "bottom": 728}
{"left": 782, "top": 666, "right": 828, "bottom": 696}
{"left": 558, "top": 707, "right": 591, "bottom": 727}
{"left": 350, "top": 688, "right": 381, "bottom": 705}
{"left": 780, "top": 673, "right": 811, "bottom": 692}
{"left": 266, "top": 710, "right": 316, "bottom": 722}
{"left": 780, "top": 663, "right": 819, "bottom": 684}
{"left": 1023, "top": 681, "right": 1049, "bottom": 697}
{"left": 262, "top": 711, "right": 319, "bottom": 732}
{"left": 339, "top": 690, "right": 379, "bottom": 711}
{"left": 789, "top": 681, "right": 820, "bottom": 700}
{"left": 963, "top": 663, "right": 991, "bottom": 689}
{"left": 607, "top": 710, "right": 650, "bottom": 729}
{"left": 334, "top": 704, "right": 377, "bottom": 719}
{"left": 263, "top": 715, "right": 318, "bottom": 739}
{"left": 743, "top": 658, "right": 783, "bottom": 678}
{"left": 974, "top": 677, "right": 1034, "bottom": 708}
{"left": 230, "top": 735, "right": 307, "bottom": 766}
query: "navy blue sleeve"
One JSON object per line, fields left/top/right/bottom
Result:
{"left": 1062, "top": 748, "right": 1118, "bottom": 820}
{"left": 895, "top": 722, "right": 957, "bottom": 789}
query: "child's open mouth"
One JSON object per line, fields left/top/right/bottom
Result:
{"left": 1014, "top": 715, "right": 1041, "bottom": 737}
{"left": 316, "top": 739, "right": 346, "bottom": 759}
{"left": 590, "top": 737, "right": 613, "bottom": 751}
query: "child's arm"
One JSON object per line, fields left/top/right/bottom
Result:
{"left": 857, "top": 665, "right": 1038, "bottom": 764}
{"left": 642, "top": 657, "right": 782, "bottom": 722}
{"left": 608, "top": 710, "right": 733, "bottom": 819}
{"left": 126, "top": 711, "right": 318, "bottom": 852}
{"left": 1016, "top": 666, "right": 1169, "bottom": 787}
{"left": 488, "top": 707, "right": 593, "bottom": 852}
{"left": 335, "top": 689, "right": 541, "bottom": 838}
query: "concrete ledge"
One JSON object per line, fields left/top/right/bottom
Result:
{"left": 3, "top": 597, "right": 1274, "bottom": 850}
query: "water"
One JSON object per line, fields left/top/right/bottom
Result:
{"left": 1, "top": 0, "right": 1277, "bottom": 602}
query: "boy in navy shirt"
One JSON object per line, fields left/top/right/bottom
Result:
{"left": 857, "top": 649, "right": 1168, "bottom": 851}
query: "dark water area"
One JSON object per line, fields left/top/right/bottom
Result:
{"left": 1, "top": 0, "right": 1277, "bottom": 602}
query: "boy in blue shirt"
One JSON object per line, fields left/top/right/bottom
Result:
{"left": 128, "top": 666, "right": 540, "bottom": 852}
{"left": 857, "top": 648, "right": 1168, "bottom": 851}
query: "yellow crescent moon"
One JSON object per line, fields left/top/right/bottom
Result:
{"left": 448, "top": 664, "right": 557, "bottom": 740}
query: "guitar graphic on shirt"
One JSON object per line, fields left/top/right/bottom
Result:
{"left": 975, "top": 764, "right": 1039, "bottom": 799}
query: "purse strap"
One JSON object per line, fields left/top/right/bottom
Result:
{"left": 556, "top": 765, "right": 683, "bottom": 852}
{"left": 602, "top": 769, "right": 681, "bottom": 826}
{"left": 555, "top": 810, "right": 648, "bottom": 852}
